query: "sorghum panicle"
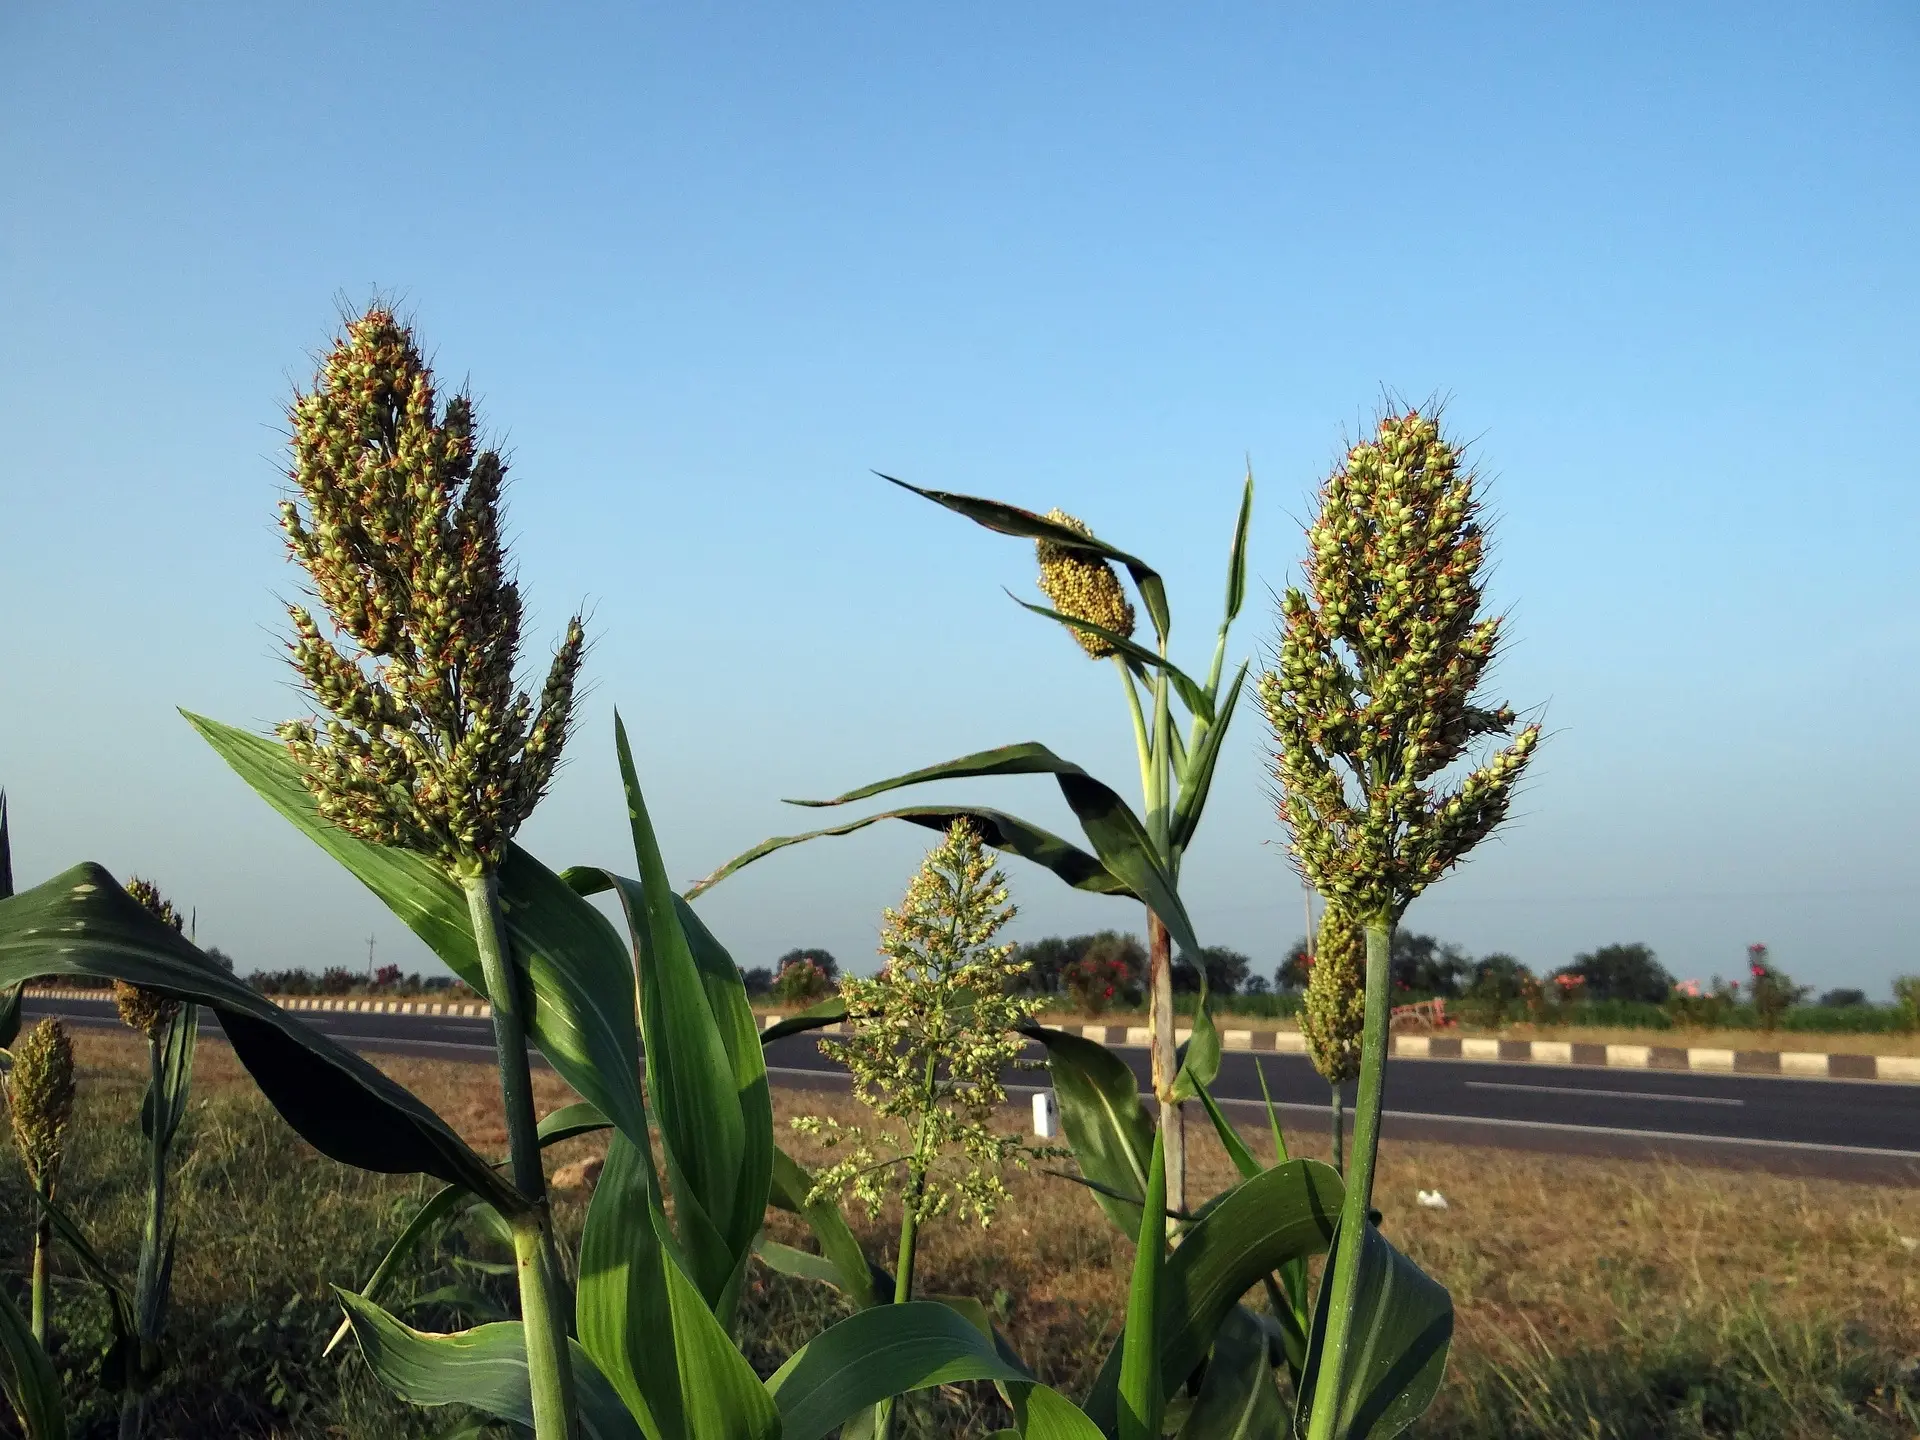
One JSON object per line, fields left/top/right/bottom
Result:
{"left": 1260, "top": 408, "right": 1539, "bottom": 920}
{"left": 1301, "top": 904, "right": 1365, "bottom": 1085}
{"left": 276, "top": 308, "right": 585, "bottom": 876}
{"left": 794, "top": 821, "right": 1043, "bottom": 1225}
{"left": 9, "top": 1019, "right": 76, "bottom": 1191}
{"left": 116, "top": 877, "right": 184, "bottom": 1038}
{"left": 1035, "top": 510, "right": 1136, "bottom": 658}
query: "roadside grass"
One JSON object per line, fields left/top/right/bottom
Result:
{"left": 9, "top": 1030, "right": 1918, "bottom": 1437}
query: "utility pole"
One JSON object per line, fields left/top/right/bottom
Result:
{"left": 367, "top": 933, "right": 376, "bottom": 984}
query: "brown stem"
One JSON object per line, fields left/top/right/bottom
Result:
{"left": 1146, "top": 910, "right": 1186, "bottom": 1217}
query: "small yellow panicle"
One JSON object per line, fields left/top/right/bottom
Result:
{"left": 118, "top": 877, "right": 184, "bottom": 1038}
{"left": 1036, "top": 510, "right": 1135, "bottom": 659}
{"left": 1301, "top": 904, "right": 1365, "bottom": 1085}
{"left": 9, "top": 1019, "right": 76, "bottom": 1191}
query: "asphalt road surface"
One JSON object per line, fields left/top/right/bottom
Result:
{"left": 29, "top": 996, "right": 1920, "bottom": 1184}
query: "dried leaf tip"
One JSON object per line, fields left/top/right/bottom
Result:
{"left": 276, "top": 308, "right": 586, "bottom": 876}
{"left": 1036, "top": 510, "right": 1135, "bottom": 658}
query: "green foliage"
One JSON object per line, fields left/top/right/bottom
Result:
{"left": 1895, "top": 976, "right": 1920, "bottom": 1032}
{"left": 772, "top": 959, "right": 834, "bottom": 1007}
{"left": 1746, "top": 945, "right": 1810, "bottom": 1032}
{"left": 1563, "top": 943, "right": 1673, "bottom": 1004}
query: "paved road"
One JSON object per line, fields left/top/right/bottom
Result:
{"left": 31, "top": 996, "right": 1920, "bottom": 1184}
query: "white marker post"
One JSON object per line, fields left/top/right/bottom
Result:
{"left": 1032, "top": 1090, "right": 1059, "bottom": 1139}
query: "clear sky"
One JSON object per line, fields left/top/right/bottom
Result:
{"left": 2, "top": 3, "right": 1915, "bottom": 996}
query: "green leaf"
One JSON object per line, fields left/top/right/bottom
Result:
{"left": 325, "top": 1183, "right": 472, "bottom": 1358}
{"left": 0, "top": 1281, "right": 63, "bottom": 1440}
{"left": 1020, "top": 1024, "right": 1154, "bottom": 1236}
{"left": 781, "top": 741, "right": 1200, "bottom": 958}
{"left": 767, "top": 1145, "right": 882, "bottom": 1309}
{"left": 35, "top": 1181, "right": 140, "bottom": 1384}
{"left": 753, "top": 1238, "right": 847, "bottom": 1289}
{"left": 0, "top": 790, "right": 13, "bottom": 899}
{"left": 767, "top": 1300, "right": 1032, "bottom": 1440}
{"left": 1009, "top": 597, "right": 1212, "bottom": 722}
{"left": 1295, "top": 1222, "right": 1453, "bottom": 1440}
{"left": 880, "top": 474, "right": 1172, "bottom": 642}
{"left": 1083, "top": 1158, "right": 1344, "bottom": 1432}
{"left": 1223, "top": 469, "right": 1254, "bottom": 627}
{"left": 1117, "top": 1127, "right": 1168, "bottom": 1440}
{"left": 185, "top": 713, "right": 649, "bottom": 1154}
{"left": 1011, "top": 1385, "right": 1107, "bottom": 1440}
{"left": 1169, "top": 1006, "right": 1222, "bottom": 1105}
{"left": 536, "top": 1100, "right": 613, "bottom": 1147}
{"left": 1175, "top": 1305, "right": 1288, "bottom": 1440}
{"left": 334, "top": 1291, "right": 645, "bottom": 1440}
{"left": 576, "top": 1134, "right": 781, "bottom": 1440}
{"left": 0, "top": 865, "right": 523, "bottom": 1217}
{"left": 1170, "top": 663, "right": 1247, "bottom": 859}
{"left": 0, "top": 794, "right": 21, "bottom": 1050}
{"left": 141, "top": 1002, "right": 198, "bottom": 1153}
{"left": 683, "top": 806, "right": 1130, "bottom": 902}
{"left": 756, "top": 997, "right": 850, "bottom": 1045}
{"left": 1194, "top": 1083, "right": 1259, "bottom": 1181}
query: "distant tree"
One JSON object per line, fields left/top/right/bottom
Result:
{"left": 202, "top": 945, "right": 236, "bottom": 973}
{"left": 1465, "top": 953, "right": 1534, "bottom": 1005}
{"left": 1242, "top": 974, "right": 1271, "bottom": 997}
{"left": 1012, "top": 936, "right": 1082, "bottom": 995}
{"left": 777, "top": 947, "right": 838, "bottom": 981}
{"left": 1817, "top": 987, "right": 1867, "bottom": 1009}
{"left": 740, "top": 966, "right": 774, "bottom": 997}
{"left": 1390, "top": 931, "right": 1469, "bottom": 997}
{"left": 1747, "top": 944, "right": 1809, "bottom": 1032}
{"left": 319, "top": 967, "right": 356, "bottom": 995}
{"left": 1563, "top": 942, "right": 1671, "bottom": 1004}
{"left": 1276, "top": 936, "right": 1313, "bottom": 992}
{"left": 1173, "top": 945, "right": 1253, "bottom": 996}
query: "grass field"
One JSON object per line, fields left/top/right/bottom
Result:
{"left": 8, "top": 1029, "right": 1918, "bottom": 1438}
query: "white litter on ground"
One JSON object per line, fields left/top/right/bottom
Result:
{"left": 1416, "top": 1189, "right": 1450, "bottom": 1210}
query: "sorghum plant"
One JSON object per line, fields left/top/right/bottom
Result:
{"left": 8, "top": 1019, "right": 75, "bottom": 1345}
{"left": 277, "top": 307, "right": 585, "bottom": 1437}
{"left": 1261, "top": 405, "right": 1538, "bottom": 1437}
{"left": 695, "top": 474, "right": 1254, "bottom": 1216}
{"left": 114, "top": 879, "right": 198, "bottom": 1440}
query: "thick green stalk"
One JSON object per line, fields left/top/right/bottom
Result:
{"left": 30, "top": 1196, "right": 50, "bottom": 1346}
{"left": 1329, "top": 1084, "right": 1345, "bottom": 1176}
{"left": 464, "top": 873, "right": 578, "bottom": 1440}
{"left": 1305, "top": 921, "right": 1393, "bottom": 1440}
{"left": 120, "top": 1038, "right": 169, "bottom": 1440}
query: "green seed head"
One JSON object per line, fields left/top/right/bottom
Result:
{"left": 1035, "top": 510, "right": 1135, "bottom": 659}
{"left": 9, "top": 1019, "right": 75, "bottom": 1190}
{"left": 1300, "top": 905, "right": 1365, "bottom": 1084}
{"left": 277, "top": 308, "right": 586, "bottom": 876}
{"left": 1260, "top": 408, "right": 1540, "bottom": 921}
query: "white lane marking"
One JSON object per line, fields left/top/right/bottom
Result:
{"left": 1466, "top": 1080, "right": 1743, "bottom": 1107}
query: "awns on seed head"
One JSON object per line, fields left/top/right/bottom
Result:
{"left": 276, "top": 308, "right": 585, "bottom": 877}
{"left": 1261, "top": 408, "right": 1540, "bottom": 920}
{"left": 1035, "top": 510, "right": 1135, "bottom": 658}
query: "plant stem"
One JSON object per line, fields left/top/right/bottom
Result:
{"left": 30, "top": 1191, "right": 49, "bottom": 1346}
{"left": 1329, "top": 1083, "right": 1345, "bottom": 1176}
{"left": 121, "top": 1036, "right": 169, "bottom": 1440}
{"left": 1146, "top": 910, "right": 1186, "bottom": 1222}
{"left": 464, "top": 872, "right": 578, "bottom": 1440}
{"left": 1306, "top": 920, "right": 1393, "bottom": 1440}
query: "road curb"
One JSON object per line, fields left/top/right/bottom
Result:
{"left": 21, "top": 987, "right": 492, "bottom": 1020}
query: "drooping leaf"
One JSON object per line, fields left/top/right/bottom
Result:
{"left": 1021, "top": 1024, "right": 1154, "bottom": 1236}
{"left": 1194, "top": 1083, "right": 1259, "bottom": 1181}
{"left": 683, "top": 806, "right": 1130, "bottom": 903}
{"left": 535, "top": 1100, "right": 613, "bottom": 1147}
{"left": 0, "top": 865, "right": 523, "bottom": 1216}
{"left": 1117, "top": 1127, "right": 1168, "bottom": 1440}
{"left": 777, "top": 742, "right": 1200, "bottom": 958}
{"left": 766, "top": 1301, "right": 1032, "bottom": 1440}
{"left": 1082, "top": 1159, "right": 1344, "bottom": 1432}
{"left": 185, "top": 713, "right": 649, "bottom": 1152}
{"left": 0, "top": 1281, "right": 63, "bottom": 1440}
{"left": 1295, "top": 1222, "right": 1453, "bottom": 1440}
{"left": 767, "top": 1145, "right": 881, "bottom": 1309}
{"left": 879, "top": 474, "right": 1172, "bottom": 642}
{"left": 1009, "top": 596, "right": 1212, "bottom": 722}
{"left": 755, "top": 997, "right": 850, "bottom": 1045}
{"left": 1010, "top": 1384, "right": 1108, "bottom": 1440}
{"left": 334, "top": 1291, "right": 644, "bottom": 1440}
{"left": 1175, "top": 1304, "right": 1288, "bottom": 1440}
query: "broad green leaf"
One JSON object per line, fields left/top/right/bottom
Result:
{"left": 684, "top": 806, "right": 1130, "bottom": 902}
{"left": 1083, "top": 1158, "right": 1344, "bottom": 1432}
{"left": 767, "top": 1145, "right": 881, "bottom": 1309}
{"left": 1117, "top": 1127, "right": 1168, "bottom": 1440}
{"left": 1194, "top": 1083, "right": 1259, "bottom": 1180}
{"left": 1011, "top": 1385, "right": 1107, "bottom": 1440}
{"left": 1169, "top": 1005, "right": 1222, "bottom": 1104}
{"left": 778, "top": 741, "right": 1200, "bottom": 958}
{"left": 536, "top": 1100, "right": 613, "bottom": 1147}
{"left": 1021, "top": 1024, "right": 1153, "bottom": 1236}
{"left": 1295, "top": 1222, "right": 1453, "bottom": 1440}
{"left": 333, "top": 1292, "right": 643, "bottom": 1440}
{"left": 754, "top": 1238, "right": 847, "bottom": 1289}
{"left": 1176, "top": 1305, "right": 1287, "bottom": 1440}
{"left": 1009, "top": 596, "right": 1212, "bottom": 722}
{"left": 879, "top": 474, "right": 1172, "bottom": 642}
{"left": 756, "top": 997, "right": 850, "bottom": 1045}
{"left": 0, "top": 865, "right": 522, "bottom": 1217}
{"left": 185, "top": 714, "right": 648, "bottom": 1153}
{"left": 1170, "top": 663, "right": 1247, "bottom": 860}
{"left": 577, "top": 1134, "right": 780, "bottom": 1440}
{"left": 0, "top": 1281, "right": 62, "bottom": 1440}
{"left": 766, "top": 1301, "right": 1031, "bottom": 1440}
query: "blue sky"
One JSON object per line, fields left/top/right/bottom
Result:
{"left": 2, "top": 2, "right": 1915, "bottom": 994}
